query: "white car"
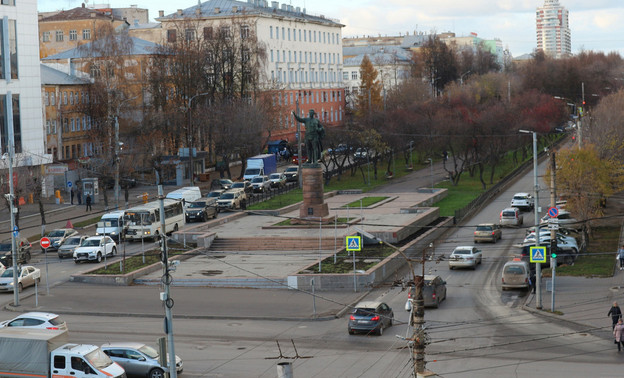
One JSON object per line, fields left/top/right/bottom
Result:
{"left": 0, "top": 262, "right": 5, "bottom": 276}
{"left": 268, "top": 173, "right": 287, "bottom": 188}
{"left": 250, "top": 175, "right": 271, "bottom": 192}
{"left": 73, "top": 236, "right": 117, "bottom": 264}
{"left": 540, "top": 210, "right": 580, "bottom": 230}
{"left": 0, "top": 265, "right": 40, "bottom": 292}
{"left": 0, "top": 312, "right": 68, "bottom": 331}
{"left": 523, "top": 233, "right": 578, "bottom": 253}
{"left": 448, "top": 246, "right": 482, "bottom": 270}
{"left": 510, "top": 192, "right": 534, "bottom": 211}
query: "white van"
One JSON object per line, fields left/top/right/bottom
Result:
{"left": 166, "top": 186, "right": 202, "bottom": 207}
{"left": 96, "top": 210, "right": 126, "bottom": 242}
{"left": 501, "top": 259, "right": 531, "bottom": 290}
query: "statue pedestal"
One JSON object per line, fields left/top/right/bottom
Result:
{"left": 297, "top": 165, "right": 330, "bottom": 222}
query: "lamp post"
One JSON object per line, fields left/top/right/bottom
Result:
{"left": 427, "top": 158, "right": 433, "bottom": 192}
{"left": 187, "top": 92, "right": 210, "bottom": 186}
{"left": 519, "top": 129, "right": 542, "bottom": 309}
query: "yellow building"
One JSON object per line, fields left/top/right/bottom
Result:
{"left": 38, "top": 5, "right": 129, "bottom": 58}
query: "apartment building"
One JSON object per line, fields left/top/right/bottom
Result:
{"left": 157, "top": 0, "right": 345, "bottom": 143}
{"left": 38, "top": 5, "right": 129, "bottom": 58}
{"left": 0, "top": 0, "right": 50, "bottom": 170}
{"left": 536, "top": 0, "right": 571, "bottom": 58}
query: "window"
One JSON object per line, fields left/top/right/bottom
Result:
{"left": 242, "top": 48, "right": 250, "bottom": 63}
{"left": 185, "top": 29, "right": 196, "bottom": 41}
{"left": 203, "top": 27, "right": 213, "bottom": 39}
{"left": 288, "top": 28, "right": 290, "bottom": 41}
{"left": 293, "top": 28, "right": 296, "bottom": 41}
{"left": 44, "top": 92, "right": 49, "bottom": 106}
{"left": 69, "top": 92, "right": 73, "bottom": 105}
{"left": 46, "top": 120, "right": 50, "bottom": 134}
{"left": 53, "top": 355, "right": 66, "bottom": 369}
{"left": 241, "top": 25, "right": 249, "bottom": 39}
{"left": 50, "top": 92, "right": 55, "bottom": 105}
{"left": 167, "top": 29, "right": 176, "bottom": 43}
{"left": 270, "top": 26, "right": 273, "bottom": 38}
{"left": 82, "top": 29, "right": 91, "bottom": 40}
{"left": 51, "top": 120, "right": 57, "bottom": 134}
{"left": 70, "top": 118, "right": 75, "bottom": 132}
{"left": 0, "top": 95, "right": 21, "bottom": 154}
{"left": 90, "top": 64, "right": 100, "bottom": 78}
{"left": 63, "top": 118, "right": 69, "bottom": 133}
{"left": 0, "top": 19, "right": 18, "bottom": 79}
{"left": 83, "top": 116, "right": 87, "bottom": 130}
{"left": 270, "top": 50, "right": 273, "bottom": 62}
{"left": 55, "top": 30, "right": 63, "bottom": 42}
{"left": 69, "top": 29, "right": 77, "bottom": 41}
{"left": 343, "top": 71, "right": 348, "bottom": 80}
{"left": 282, "top": 27, "right": 285, "bottom": 39}
{"left": 42, "top": 31, "right": 50, "bottom": 42}
{"left": 220, "top": 26, "right": 231, "bottom": 39}
{"left": 352, "top": 71, "right": 357, "bottom": 80}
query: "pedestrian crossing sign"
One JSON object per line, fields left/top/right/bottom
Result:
{"left": 346, "top": 236, "right": 362, "bottom": 251}
{"left": 530, "top": 246, "right": 547, "bottom": 263}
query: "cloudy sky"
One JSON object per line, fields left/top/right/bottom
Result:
{"left": 39, "top": 0, "right": 624, "bottom": 57}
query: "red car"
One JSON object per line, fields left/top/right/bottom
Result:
{"left": 292, "top": 154, "right": 308, "bottom": 164}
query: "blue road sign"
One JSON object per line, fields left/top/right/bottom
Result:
{"left": 346, "top": 236, "right": 362, "bottom": 251}
{"left": 548, "top": 206, "right": 559, "bottom": 218}
{"left": 530, "top": 246, "right": 547, "bottom": 263}
{"left": 12, "top": 225, "right": 18, "bottom": 237}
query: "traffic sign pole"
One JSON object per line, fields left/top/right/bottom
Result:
{"left": 40, "top": 237, "right": 52, "bottom": 296}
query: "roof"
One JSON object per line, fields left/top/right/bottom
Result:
{"left": 101, "top": 341, "right": 146, "bottom": 349}
{"left": 40, "top": 64, "right": 90, "bottom": 86}
{"left": 157, "top": 0, "right": 343, "bottom": 27}
{"left": 129, "top": 22, "right": 162, "bottom": 30}
{"left": 39, "top": 7, "right": 127, "bottom": 23}
{"left": 42, "top": 37, "right": 161, "bottom": 60}
{"left": 355, "top": 301, "right": 383, "bottom": 308}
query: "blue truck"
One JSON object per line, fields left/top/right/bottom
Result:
{"left": 243, "top": 154, "right": 277, "bottom": 181}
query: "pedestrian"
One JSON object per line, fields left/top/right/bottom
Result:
{"left": 614, "top": 319, "right": 624, "bottom": 351}
{"left": 77, "top": 188, "right": 82, "bottom": 205}
{"left": 618, "top": 245, "right": 624, "bottom": 270}
{"left": 70, "top": 186, "right": 74, "bottom": 204}
{"left": 85, "top": 193, "right": 92, "bottom": 212}
{"left": 608, "top": 302, "right": 622, "bottom": 329}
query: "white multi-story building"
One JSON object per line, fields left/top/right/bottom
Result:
{"left": 157, "top": 0, "right": 345, "bottom": 143}
{"left": 536, "top": 0, "right": 571, "bottom": 58}
{"left": 0, "top": 0, "right": 50, "bottom": 168}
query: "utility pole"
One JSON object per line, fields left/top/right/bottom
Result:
{"left": 6, "top": 91, "right": 19, "bottom": 306}
{"left": 550, "top": 151, "right": 557, "bottom": 312}
{"left": 114, "top": 116, "right": 120, "bottom": 209}
{"left": 156, "top": 172, "right": 177, "bottom": 378}
{"left": 295, "top": 97, "right": 302, "bottom": 188}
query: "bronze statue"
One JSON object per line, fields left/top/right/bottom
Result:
{"left": 292, "top": 109, "right": 325, "bottom": 164}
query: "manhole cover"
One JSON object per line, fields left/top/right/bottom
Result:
{"left": 200, "top": 270, "right": 223, "bottom": 276}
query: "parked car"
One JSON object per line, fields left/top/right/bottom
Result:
{"left": 448, "top": 246, "right": 482, "bottom": 270}
{"left": 206, "top": 189, "right": 225, "bottom": 199}
{"left": 328, "top": 143, "right": 350, "bottom": 155}
{"left": 73, "top": 236, "right": 117, "bottom": 264}
{"left": 405, "top": 275, "right": 447, "bottom": 310}
{"left": 0, "top": 236, "right": 31, "bottom": 267}
{"left": 43, "top": 228, "right": 78, "bottom": 252}
{"left": 101, "top": 342, "right": 183, "bottom": 378}
{"left": 518, "top": 243, "right": 576, "bottom": 267}
{"left": 347, "top": 301, "right": 394, "bottom": 336}
{"left": 474, "top": 223, "right": 502, "bottom": 243}
{"left": 502, "top": 259, "right": 532, "bottom": 291}
{"left": 353, "top": 148, "right": 368, "bottom": 161}
{"left": 57, "top": 235, "right": 89, "bottom": 259}
{"left": 268, "top": 173, "right": 287, "bottom": 188}
{"left": 500, "top": 207, "right": 523, "bottom": 227}
{"left": 230, "top": 181, "right": 253, "bottom": 194}
{"left": 0, "top": 312, "right": 68, "bottom": 331}
{"left": 523, "top": 232, "right": 578, "bottom": 254}
{"left": 0, "top": 265, "right": 40, "bottom": 293}
{"left": 216, "top": 190, "right": 245, "bottom": 210}
{"left": 250, "top": 175, "right": 271, "bottom": 193}
{"left": 292, "top": 153, "right": 308, "bottom": 165}
{"left": 210, "top": 178, "right": 233, "bottom": 190}
{"left": 510, "top": 192, "right": 534, "bottom": 211}
{"left": 284, "top": 166, "right": 299, "bottom": 182}
{"left": 185, "top": 198, "right": 218, "bottom": 222}
{"left": 540, "top": 210, "right": 580, "bottom": 230}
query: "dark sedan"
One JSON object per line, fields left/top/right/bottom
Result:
{"left": 348, "top": 301, "right": 393, "bottom": 336}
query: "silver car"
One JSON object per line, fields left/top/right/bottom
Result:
{"left": 57, "top": 235, "right": 89, "bottom": 259}
{"left": 101, "top": 342, "right": 183, "bottom": 378}
{"left": 0, "top": 265, "right": 40, "bottom": 292}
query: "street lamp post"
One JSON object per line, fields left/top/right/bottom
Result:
{"left": 519, "top": 129, "right": 542, "bottom": 309}
{"left": 427, "top": 158, "right": 433, "bottom": 192}
{"left": 188, "top": 92, "right": 210, "bottom": 186}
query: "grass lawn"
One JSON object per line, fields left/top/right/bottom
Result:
{"left": 342, "top": 196, "right": 388, "bottom": 208}
{"left": 89, "top": 246, "right": 189, "bottom": 275}
{"left": 300, "top": 244, "right": 396, "bottom": 274}
{"left": 543, "top": 227, "right": 618, "bottom": 277}
{"left": 74, "top": 216, "right": 102, "bottom": 228}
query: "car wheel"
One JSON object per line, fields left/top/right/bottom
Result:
{"left": 96, "top": 253, "right": 102, "bottom": 263}
{"left": 433, "top": 298, "right": 439, "bottom": 308}
{"left": 377, "top": 325, "right": 384, "bottom": 336}
{"left": 18, "top": 283, "right": 23, "bottom": 293}
{"left": 471, "top": 263, "right": 476, "bottom": 270}
{"left": 173, "top": 223, "right": 179, "bottom": 232}
{"left": 74, "top": 259, "right": 79, "bottom": 264}
{"left": 565, "top": 255, "right": 574, "bottom": 265}
{"left": 148, "top": 368, "right": 165, "bottom": 378}
{"left": 111, "top": 247, "right": 117, "bottom": 256}
{"left": 348, "top": 328, "right": 354, "bottom": 335}
{"left": 36, "top": 277, "right": 41, "bottom": 284}
{"left": 449, "top": 266, "right": 454, "bottom": 270}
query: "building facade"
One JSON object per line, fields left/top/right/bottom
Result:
{"left": 536, "top": 0, "right": 571, "bottom": 58}
{"left": 157, "top": 0, "right": 345, "bottom": 144}
{"left": 38, "top": 6, "right": 129, "bottom": 59}
{"left": 0, "top": 0, "right": 50, "bottom": 170}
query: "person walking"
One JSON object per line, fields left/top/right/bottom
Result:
{"left": 618, "top": 245, "right": 624, "bottom": 270}
{"left": 608, "top": 302, "right": 622, "bottom": 329}
{"left": 77, "top": 188, "right": 82, "bottom": 205}
{"left": 70, "top": 187, "right": 74, "bottom": 205}
{"left": 85, "top": 193, "right": 92, "bottom": 212}
{"left": 614, "top": 319, "right": 624, "bottom": 351}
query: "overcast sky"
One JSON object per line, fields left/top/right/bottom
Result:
{"left": 39, "top": 0, "right": 624, "bottom": 57}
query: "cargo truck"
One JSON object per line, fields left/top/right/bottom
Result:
{"left": 0, "top": 328, "right": 126, "bottom": 378}
{"left": 243, "top": 154, "right": 277, "bottom": 181}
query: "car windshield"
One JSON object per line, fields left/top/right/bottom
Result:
{"left": 138, "top": 345, "right": 159, "bottom": 359}
{"left": 251, "top": 177, "right": 263, "bottom": 183}
{"left": 513, "top": 196, "right": 528, "bottom": 200}
{"left": 0, "top": 243, "right": 11, "bottom": 252}
{"left": 220, "top": 180, "right": 232, "bottom": 185}
{"left": 502, "top": 211, "right": 516, "bottom": 217}
{"left": 269, "top": 174, "right": 281, "bottom": 179}
{"left": 220, "top": 193, "right": 234, "bottom": 199}
{"left": 81, "top": 239, "right": 101, "bottom": 247}
{"left": 246, "top": 168, "right": 261, "bottom": 175}
{"left": 85, "top": 348, "right": 113, "bottom": 369}
{"left": 231, "top": 183, "right": 244, "bottom": 188}
{"left": 64, "top": 237, "right": 83, "bottom": 246}
{"left": 207, "top": 191, "right": 221, "bottom": 197}
{"left": 476, "top": 226, "right": 492, "bottom": 231}
{"left": 188, "top": 202, "right": 206, "bottom": 208}
{"left": 1, "top": 269, "right": 17, "bottom": 278}
{"left": 286, "top": 167, "right": 298, "bottom": 173}
{"left": 48, "top": 231, "right": 65, "bottom": 237}
{"left": 453, "top": 249, "right": 471, "bottom": 255}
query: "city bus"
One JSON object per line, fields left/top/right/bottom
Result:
{"left": 123, "top": 199, "right": 185, "bottom": 241}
